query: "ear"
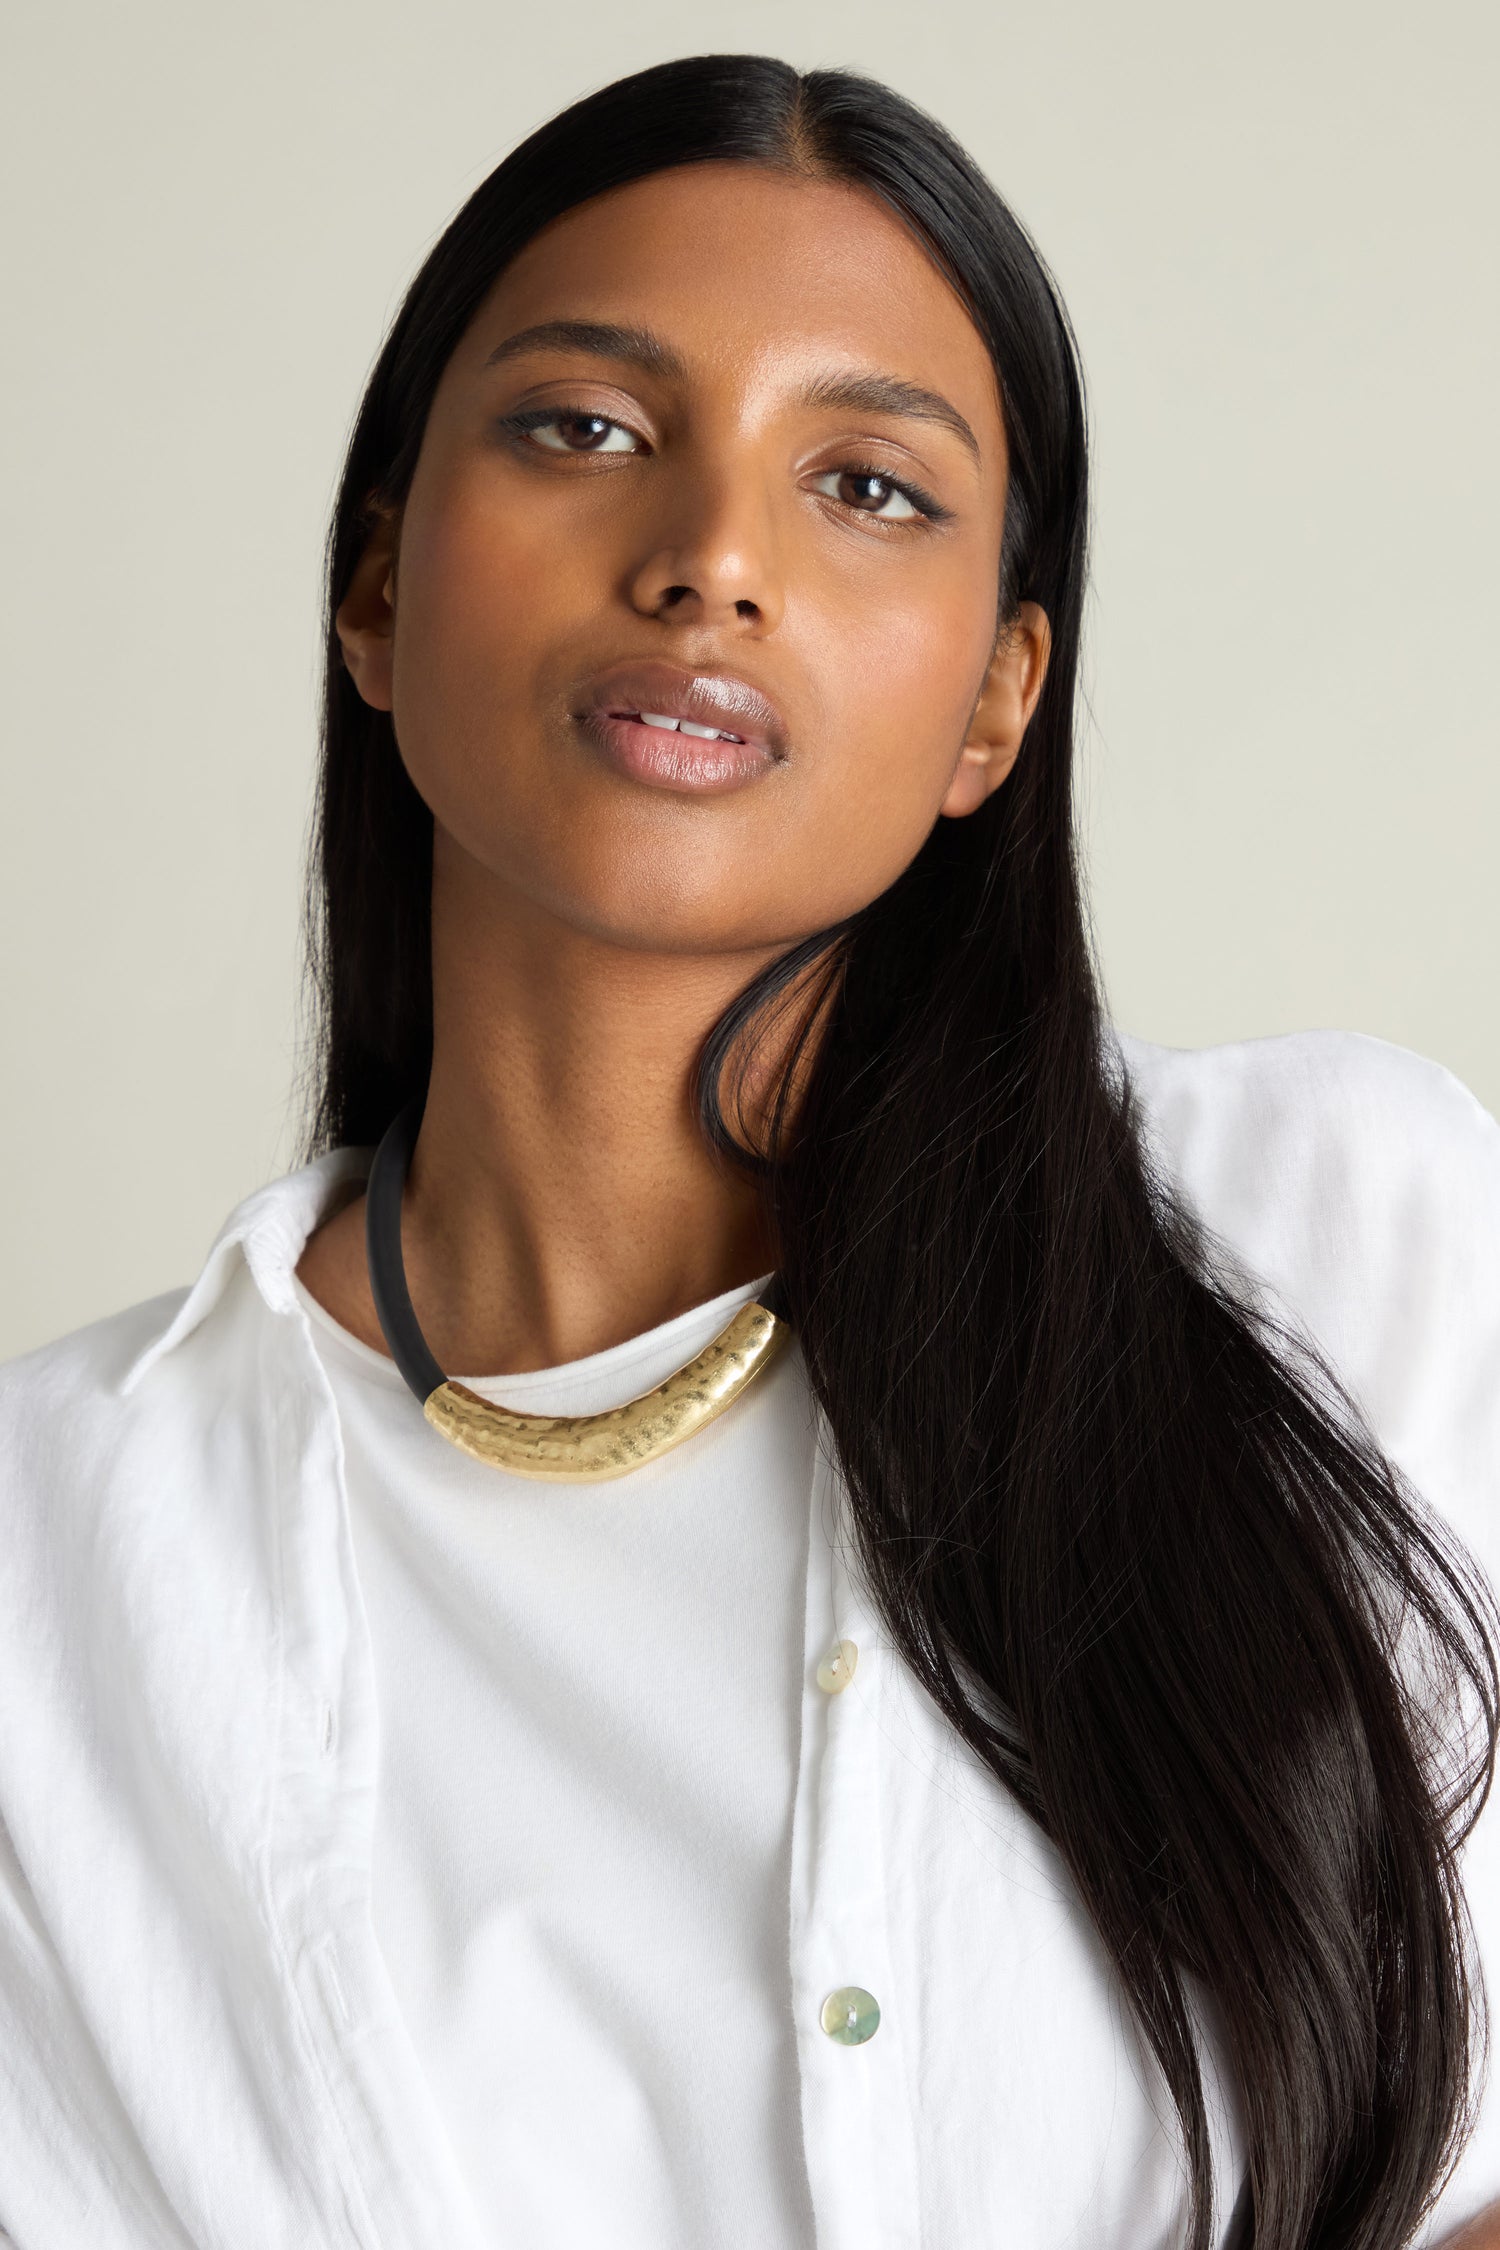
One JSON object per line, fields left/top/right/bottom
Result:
{"left": 334, "top": 506, "right": 400, "bottom": 713}
{"left": 939, "top": 601, "right": 1052, "bottom": 819}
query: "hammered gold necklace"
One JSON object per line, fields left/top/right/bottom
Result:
{"left": 364, "top": 1100, "right": 792, "bottom": 1484}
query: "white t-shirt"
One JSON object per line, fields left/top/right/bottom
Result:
{"left": 3, "top": 1030, "right": 1499, "bottom": 2249}
{"left": 291, "top": 1268, "right": 819, "bottom": 2247}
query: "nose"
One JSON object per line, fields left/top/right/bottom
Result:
{"left": 627, "top": 458, "right": 785, "bottom": 634}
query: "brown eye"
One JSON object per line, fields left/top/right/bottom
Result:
{"left": 524, "top": 411, "right": 639, "bottom": 455}
{"left": 812, "top": 468, "right": 920, "bottom": 520}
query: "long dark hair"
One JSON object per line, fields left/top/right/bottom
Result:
{"left": 305, "top": 55, "right": 1497, "bottom": 2248}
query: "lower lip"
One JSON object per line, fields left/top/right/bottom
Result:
{"left": 578, "top": 711, "right": 777, "bottom": 796}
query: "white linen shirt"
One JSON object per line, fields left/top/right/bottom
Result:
{"left": 2, "top": 1028, "right": 1498, "bottom": 2250}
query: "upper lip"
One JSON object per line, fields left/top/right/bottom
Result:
{"left": 574, "top": 660, "right": 790, "bottom": 760}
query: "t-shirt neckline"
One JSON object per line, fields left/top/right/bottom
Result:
{"left": 289, "top": 1266, "right": 776, "bottom": 1415}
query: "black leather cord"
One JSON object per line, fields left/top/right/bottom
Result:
{"left": 365, "top": 1092, "right": 789, "bottom": 1407}
{"left": 365, "top": 1097, "right": 445, "bottom": 1404}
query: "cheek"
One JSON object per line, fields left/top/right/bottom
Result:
{"left": 395, "top": 469, "right": 570, "bottom": 712}
{"left": 802, "top": 564, "right": 994, "bottom": 857}
{"left": 386, "top": 459, "right": 596, "bottom": 849}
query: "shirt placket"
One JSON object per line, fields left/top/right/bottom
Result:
{"left": 789, "top": 1424, "right": 923, "bottom": 2249}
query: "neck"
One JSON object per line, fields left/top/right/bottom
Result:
{"left": 398, "top": 853, "right": 790, "bottom": 1376}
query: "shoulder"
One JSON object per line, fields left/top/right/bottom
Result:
{"left": 0, "top": 1233, "right": 314, "bottom": 1876}
{"left": 1115, "top": 1024, "right": 1498, "bottom": 1211}
{"left": 1113, "top": 1026, "right": 1500, "bottom": 1561}
{"left": 0, "top": 1266, "right": 288, "bottom": 1611}
{"left": 0, "top": 1149, "right": 370, "bottom": 1682}
{"left": 0, "top": 1285, "right": 190, "bottom": 1394}
{"left": 0, "top": 1155, "right": 363, "bottom": 1598}
{"left": 0, "top": 1145, "right": 368, "bottom": 1478}
{"left": 0, "top": 1288, "right": 193, "bottom": 1484}
{"left": 1114, "top": 1027, "right": 1500, "bottom": 1287}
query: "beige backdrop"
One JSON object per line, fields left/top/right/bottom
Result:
{"left": 2, "top": 0, "right": 1495, "bottom": 1360}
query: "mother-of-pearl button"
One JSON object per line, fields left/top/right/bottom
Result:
{"left": 821, "top": 1986, "right": 881, "bottom": 2044}
{"left": 816, "top": 1638, "right": 858, "bottom": 1693}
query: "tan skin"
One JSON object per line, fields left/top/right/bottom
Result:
{"left": 299, "top": 164, "right": 1499, "bottom": 2240}
{"left": 300, "top": 162, "right": 1046, "bottom": 1370}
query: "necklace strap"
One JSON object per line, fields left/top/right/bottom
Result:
{"left": 365, "top": 1095, "right": 789, "bottom": 1404}
{"left": 365, "top": 1098, "right": 445, "bottom": 1404}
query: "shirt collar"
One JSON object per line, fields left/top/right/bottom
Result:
{"left": 120, "top": 1146, "right": 372, "bottom": 1395}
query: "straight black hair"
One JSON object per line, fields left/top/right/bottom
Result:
{"left": 305, "top": 55, "right": 1498, "bottom": 2248}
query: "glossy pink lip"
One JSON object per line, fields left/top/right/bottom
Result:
{"left": 573, "top": 661, "right": 789, "bottom": 796}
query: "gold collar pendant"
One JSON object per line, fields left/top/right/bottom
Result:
{"left": 363, "top": 1102, "right": 791, "bottom": 1484}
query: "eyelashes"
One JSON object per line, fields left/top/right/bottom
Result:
{"left": 500, "top": 407, "right": 639, "bottom": 455}
{"left": 809, "top": 465, "right": 951, "bottom": 524}
{"left": 494, "top": 405, "right": 952, "bottom": 525}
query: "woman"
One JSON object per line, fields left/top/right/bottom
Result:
{"left": 1, "top": 52, "right": 1496, "bottom": 2250}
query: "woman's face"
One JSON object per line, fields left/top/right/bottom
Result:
{"left": 338, "top": 162, "right": 1049, "bottom": 956}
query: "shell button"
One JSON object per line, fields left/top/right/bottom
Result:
{"left": 816, "top": 1639, "right": 858, "bottom": 1694}
{"left": 820, "top": 1986, "right": 881, "bottom": 2046}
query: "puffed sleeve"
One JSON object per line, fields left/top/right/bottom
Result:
{"left": 1119, "top": 1025, "right": 1500, "bottom": 2240}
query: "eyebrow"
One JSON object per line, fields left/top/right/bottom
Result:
{"left": 482, "top": 319, "right": 983, "bottom": 464}
{"left": 800, "top": 370, "right": 982, "bottom": 465}
{"left": 482, "top": 320, "right": 686, "bottom": 379}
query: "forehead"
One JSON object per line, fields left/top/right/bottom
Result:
{"left": 456, "top": 162, "right": 1005, "bottom": 454}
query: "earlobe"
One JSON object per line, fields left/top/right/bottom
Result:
{"left": 938, "top": 601, "right": 1052, "bottom": 821}
{"left": 334, "top": 509, "right": 400, "bottom": 714}
{"left": 940, "top": 744, "right": 1005, "bottom": 819}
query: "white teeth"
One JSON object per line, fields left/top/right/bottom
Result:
{"left": 636, "top": 710, "right": 744, "bottom": 744}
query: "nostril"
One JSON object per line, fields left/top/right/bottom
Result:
{"left": 734, "top": 599, "right": 760, "bottom": 619}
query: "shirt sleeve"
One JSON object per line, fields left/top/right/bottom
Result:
{"left": 1120, "top": 1026, "right": 1500, "bottom": 2239}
